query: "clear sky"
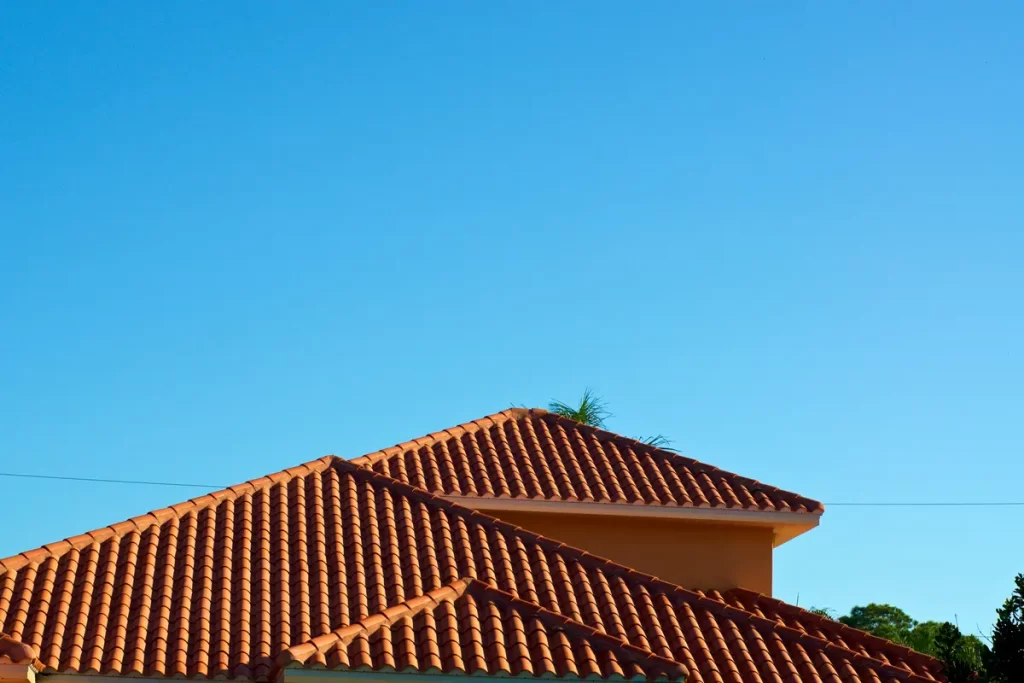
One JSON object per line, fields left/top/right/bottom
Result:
{"left": 2, "top": 1, "right": 1022, "bottom": 639}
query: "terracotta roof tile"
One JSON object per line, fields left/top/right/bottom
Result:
{"left": 352, "top": 409, "right": 825, "bottom": 514}
{"left": 719, "top": 589, "right": 943, "bottom": 678}
{"left": 0, "top": 422, "right": 934, "bottom": 683}
{"left": 279, "top": 578, "right": 686, "bottom": 680}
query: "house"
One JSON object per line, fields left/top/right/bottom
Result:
{"left": 0, "top": 409, "right": 944, "bottom": 683}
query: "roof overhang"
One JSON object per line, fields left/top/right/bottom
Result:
{"left": 442, "top": 495, "right": 821, "bottom": 547}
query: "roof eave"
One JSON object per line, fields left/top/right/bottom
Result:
{"left": 281, "top": 668, "right": 684, "bottom": 683}
{"left": 441, "top": 495, "right": 822, "bottom": 547}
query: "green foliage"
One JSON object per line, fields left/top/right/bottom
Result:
{"left": 832, "top": 579, "right": 1024, "bottom": 683}
{"left": 835, "top": 606, "right": 970, "bottom": 661}
{"left": 839, "top": 603, "right": 918, "bottom": 645}
{"left": 936, "top": 622, "right": 987, "bottom": 683}
{"left": 808, "top": 606, "right": 837, "bottom": 619}
{"left": 548, "top": 390, "right": 677, "bottom": 449}
{"left": 906, "top": 621, "right": 942, "bottom": 656}
{"left": 986, "top": 573, "right": 1024, "bottom": 683}
{"left": 548, "top": 388, "right": 611, "bottom": 428}
{"left": 636, "top": 434, "right": 678, "bottom": 451}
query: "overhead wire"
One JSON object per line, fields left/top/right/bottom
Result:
{"left": 0, "top": 471, "right": 1020, "bottom": 506}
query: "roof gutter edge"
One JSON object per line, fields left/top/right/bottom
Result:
{"left": 442, "top": 495, "right": 821, "bottom": 526}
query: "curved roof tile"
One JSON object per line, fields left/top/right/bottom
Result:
{"left": 352, "top": 409, "right": 824, "bottom": 515}
{"left": 0, "top": 416, "right": 931, "bottom": 683}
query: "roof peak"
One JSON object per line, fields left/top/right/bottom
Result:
{"left": 1, "top": 406, "right": 824, "bottom": 579}
{"left": 351, "top": 408, "right": 825, "bottom": 515}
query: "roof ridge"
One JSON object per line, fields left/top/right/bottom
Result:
{"left": 277, "top": 578, "right": 475, "bottom": 669}
{"left": 336, "top": 461, "right": 940, "bottom": 682}
{"left": 723, "top": 588, "right": 944, "bottom": 673}
{"left": 348, "top": 407, "right": 541, "bottom": 468}
{"left": 0, "top": 455, "right": 341, "bottom": 576}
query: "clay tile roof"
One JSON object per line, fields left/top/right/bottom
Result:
{"left": 280, "top": 578, "right": 687, "bottom": 681}
{"left": 0, "top": 417, "right": 935, "bottom": 683}
{"left": 351, "top": 408, "right": 825, "bottom": 515}
{"left": 720, "top": 589, "right": 945, "bottom": 675}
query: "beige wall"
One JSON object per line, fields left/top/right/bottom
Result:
{"left": 494, "top": 509, "right": 774, "bottom": 595}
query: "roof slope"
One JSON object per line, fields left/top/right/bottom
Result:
{"left": 0, "top": 456, "right": 937, "bottom": 683}
{"left": 352, "top": 409, "right": 824, "bottom": 515}
{"left": 719, "top": 589, "right": 939, "bottom": 674}
{"left": 279, "top": 578, "right": 686, "bottom": 681}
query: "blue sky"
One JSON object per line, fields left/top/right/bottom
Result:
{"left": 2, "top": 1, "right": 1022, "bottom": 638}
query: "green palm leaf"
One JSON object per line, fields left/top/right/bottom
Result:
{"left": 548, "top": 388, "right": 611, "bottom": 428}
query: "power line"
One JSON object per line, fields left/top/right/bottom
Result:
{"left": 0, "top": 471, "right": 1021, "bottom": 507}
{"left": 827, "top": 501, "right": 1024, "bottom": 507}
{"left": 0, "top": 472, "right": 223, "bottom": 489}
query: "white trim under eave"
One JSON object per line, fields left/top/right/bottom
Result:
{"left": 442, "top": 495, "right": 821, "bottom": 527}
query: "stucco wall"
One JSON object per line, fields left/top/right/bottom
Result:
{"left": 493, "top": 509, "right": 774, "bottom": 595}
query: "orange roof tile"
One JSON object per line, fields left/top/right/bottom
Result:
{"left": 0, "top": 418, "right": 936, "bottom": 683}
{"left": 719, "top": 589, "right": 944, "bottom": 676}
{"left": 352, "top": 409, "right": 825, "bottom": 515}
{"left": 279, "top": 578, "right": 687, "bottom": 680}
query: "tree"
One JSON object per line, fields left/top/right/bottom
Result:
{"left": 986, "top": 573, "right": 1024, "bottom": 682}
{"left": 906, "top": 620, "right": 942, "bottom": 655}
{"left": 935, "top": 622, "right": 987, "bottom": 683}
{"left": 548, "top": 389, "right": 676, "bottom": 450}
{"left": 833, "top": 605, "right": 990, "bottom": 679}
{"left": 835, "top": 605, "right": 980, "bottom": 659}
{"left": 839, "top": 604, "right": 918, "bottom": 645}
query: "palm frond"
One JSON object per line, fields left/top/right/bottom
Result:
{"left": 548, "top": 388, "right": 610, "bottom": 428}
{"left": 637, "top": 434, "right": 678, "bottom": 452}
{"left": 809, "top": 607, "right": 837, "bottom": 619}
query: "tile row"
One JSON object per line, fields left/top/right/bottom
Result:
{"left": 355, "top": 409, "right": 824, "bottom": 513}
{"left": 1, "top": 457, "right": 932, "bottom": 682}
